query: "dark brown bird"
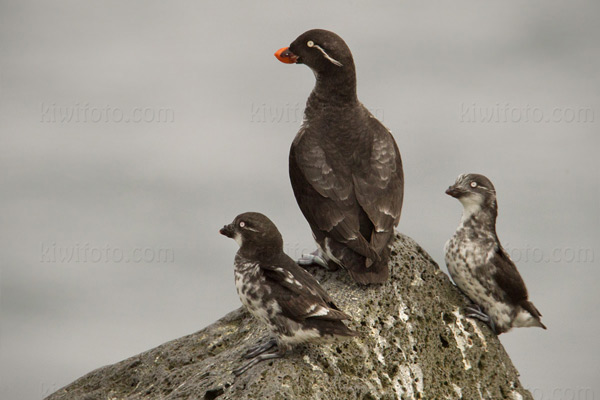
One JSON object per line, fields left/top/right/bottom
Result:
{"left": 275, "top": 29, "right": 404, "bottom": 284}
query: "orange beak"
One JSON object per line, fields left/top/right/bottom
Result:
{"left": 274, "top": 47, "right": 298, "bottom": 64}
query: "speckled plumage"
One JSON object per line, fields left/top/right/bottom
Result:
{"left": 444, "top": 174, "right": 546, "bottom": 334}
{"left": 220, "top": 212, "right": 356, "bottom": 375}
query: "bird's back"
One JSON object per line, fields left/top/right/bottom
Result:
{"left": 290, "top": 102, "right": 403, "bottom": 284}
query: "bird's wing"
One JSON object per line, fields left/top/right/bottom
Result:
{"left": 352, "top": 116, "right": 404, "bottom": 254}
{"left": 259, "top": 256, "right": 351, "bottom": 322}
{"left": 290, "top": 134, "right": 378, "bottom": 260}
{"left": 486, "top": 245, "right": 529, "bottom": 305}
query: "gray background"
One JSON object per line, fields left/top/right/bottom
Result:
{"left": 1, "top": 1, "right": 599, "bottom": 399}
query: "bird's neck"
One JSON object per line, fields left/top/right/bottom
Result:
{"left": 238, "top": 244, "right": 282, "bottom": 263}
{"left": 308, "top": 69, "right": 358, "bottom": 109}
{"left": 460, "top": 206, "right": 498, "bottom": 234}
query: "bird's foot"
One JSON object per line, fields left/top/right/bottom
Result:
{"left": 297, "top": 249, "right": 329, "bottom": 269}
{"left": 465, "top": 304, "right": 489, "bottom": 322}
{"left": 465, "top": 304, "right": 497, "bottom": 334}
{"left": 233, "top": 345, "right": 284, "bottom": 377}
{"left": 244, "top": 337, "right": 278, "bottom": 359}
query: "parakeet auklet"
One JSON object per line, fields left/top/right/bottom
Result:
{"left": 275, "top": 29, "right": 404, "bottom": 284}
{"left": 220, "top": 212, "right": 357, "bottom": 375}
{"left": 444, "top": 173, "right": 546, "bottom": 334}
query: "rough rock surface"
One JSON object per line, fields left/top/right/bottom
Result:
{"left": 46, "top": 233, "right": 532, "bottom": 400}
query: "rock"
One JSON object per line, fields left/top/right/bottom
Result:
{"left": 46, "top": 233, "right": 532, "bottom": 400}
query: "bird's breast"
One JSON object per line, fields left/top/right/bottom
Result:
{"left": 448, "top": 228, "right": 495, "bottom": 265}
{"left": 234, "top": 262, "right": 267, "bottom": 309}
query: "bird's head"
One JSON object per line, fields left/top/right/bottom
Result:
{"left": 274, "top": 29, "right": 354, "bottom": 76}
{"left": 220, "top": 212, "right": 284, "bottom": 254}
{"left": 446, "top": 173, "right": 497, "bottom": 217}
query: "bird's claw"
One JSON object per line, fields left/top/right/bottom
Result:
{"left": 244, "top": 338, "right": 278, "bottom": 359}
{"left": 233, "top": 348, "right": 283, "bottom": 377}
{"left": 465, "top": 304, "right": 489, "bottom": 321}
{"left": 465, "top": 304, "right": 497, "bottom": 334}
{"left": 297, "top": 250, "right": 329, "bottom": 269}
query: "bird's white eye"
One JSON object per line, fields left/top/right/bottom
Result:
{"left": 307, "top": 40, "right": 314, "bottom": 48}
{"left": 470, "top": 181, "right": 477, "bottom": 188}
{"left": 239, "top": 221, "right": 246, "bottom": 228}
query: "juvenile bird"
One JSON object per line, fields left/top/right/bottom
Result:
{"left": 275, "top": 29, "right": 404, "bottom": 284}
{"left": 444, "top": 173, "right": 546, "bottom": 334}
{"left": 220, "top": 212, "right": 357, "bottom": 375}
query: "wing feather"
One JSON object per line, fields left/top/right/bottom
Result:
{"left": 352, "top": 117, "right": 404, "bottom": 254}
{"left": 260, "top": 255, "right": 351, "bottom": 322}
{"left": 290, "top": 134, "right": 377, "bottom": 260}
{"left": 289, "top": 110, "right": 403, "bottom": 262}
{"left": 488, "top": 245, "right": 529, "bottom": 304}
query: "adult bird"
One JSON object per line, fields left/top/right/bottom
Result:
{"left": 444, "top": 173, "right": 546, "bottom": 334}
{"left": 275, "top": 29, "right": 404, "bottom": 284}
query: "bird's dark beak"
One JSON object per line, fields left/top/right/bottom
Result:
{"left": 445, "top": 186, "right": 463, "bottom": 198}
{"left": 274, "top": 47, "right": 298, "bottom": 64}
{"left": 219, "top": 223, "right": 235, "bottom": 238}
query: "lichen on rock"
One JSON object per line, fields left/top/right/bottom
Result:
{"left": 46, "top": 233, "right": 532, "bottom": 400}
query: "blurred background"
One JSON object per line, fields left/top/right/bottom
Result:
{"left": 1, "top": 1, "right": 598, "bottom": 399}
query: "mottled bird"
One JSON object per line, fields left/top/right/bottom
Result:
{"left": 220, "top": 212, "right": 357, "bottom": 375}
{"left": 275, "top": 29, "right": 404, "bottom": 284}
{"left": 444, "top": 173, "right": 546, "bottom": 334}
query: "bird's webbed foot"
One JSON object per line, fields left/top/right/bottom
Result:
{"left": 297, "top": 249, "right": 330, "bottom": 269}
{"left": 233, "top": 340, "right": 285, "bottom": 377}
{"left": 243, "top": 337, "right": 278, "bottom": 359}
{"left": 465, "top": 304, "right": 497, "bottom": 334}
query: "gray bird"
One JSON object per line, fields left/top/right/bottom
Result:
{"left": 275, "top": 29, "right": 404, "bottom": 284}
{"left": 220, "top": 212, "right": 357, "bottom": 375}
{"left": 444, "top": 173, "right": 546, "bottom": 334}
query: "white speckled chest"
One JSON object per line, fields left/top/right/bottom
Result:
{"left": 233, "top": 257, "right": 273, "bottom": 327}
{"left": 444, "top": 225, "right": 496, "bottom": 304}
{"left": 445, "top": 217, "right": 520, "bottom": 331}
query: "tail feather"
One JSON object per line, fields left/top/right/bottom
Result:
{"left": 520, "top": 300, "right": 547, "bottom": 330}
{"left": 326, "top": 239, "right": 390, "bottom": 284}
{"left": 310, "top": 308, "right": 352, "bottom": 321}
{"left": 304, "top": 318, "right": 358, "bottom": 338}
{"left": 352, "top": 243, "right": 391, "bottom": 284}
{"left": 348, "top": 263, "right": 389, "bottom": 284}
